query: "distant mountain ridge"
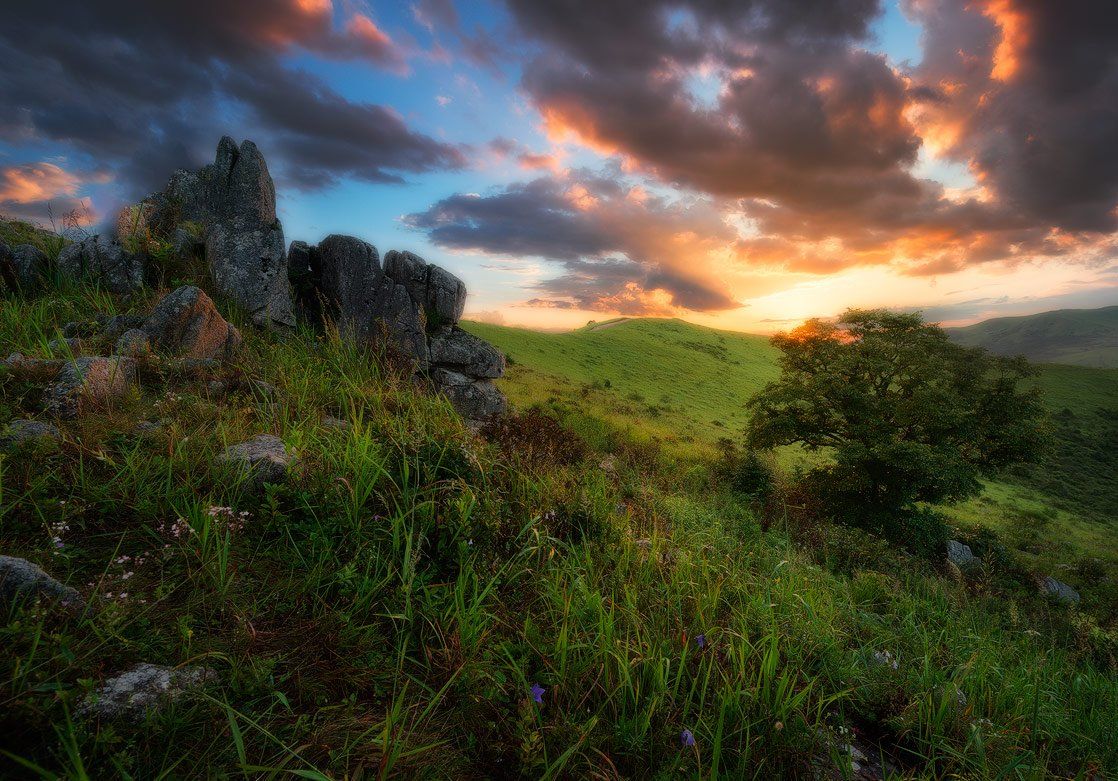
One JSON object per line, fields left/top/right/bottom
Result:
{"left": 946, "top": 305, "right": 1118, "bottom": 368}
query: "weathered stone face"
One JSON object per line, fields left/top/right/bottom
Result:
{"left": 0, "top": 555, "right": 83, "bottom": 609}
{"left": 1042, "top": 576, "right": 1081, "bottom": 605}
{"left": 205, "top": 218, "right": 294, "bottom": 328}
{"left": 428, "top": 327, "right": 504, "bottom": 378}
{"left": 382, "top": 249, "right": 467, "bottom": 327}
{"left": 146, "top": 137, "right": 294, "bottom": 328}
{"left": 313, "top": 234, "right": 385, "bottom": 338}
{"left": 0, "top": 419, "right": 62, "bottom": 451}
{"left": 57, "top": 236, "right": 145, "bottom": 294}
{"left": 44, "top": 356, "right": 137, "bottom": 418}
{"left": 142, "top": 285, "right": 242, "bottom": 361}
{"left": 78, "top": 663, "right": 216, "bottom": 721}
{"left": 2, "top": 243, "right": 51, "bottom": 292}
{"left": 431, "top": 368, "right": 508, "bottom": 421}
{"left": 219, "top": 434, "right": 292, "bottom": 487}
{"left": 114, "top": 328, "right": 152, "bottom": 357}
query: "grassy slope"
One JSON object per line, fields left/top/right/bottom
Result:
{"left": 467, "top": 318, "right": 780, "bottom": 455}
{"left": 947, "top": 306, "right": 1118, "bottom": 368}
{"left": 468, "top": 318, "right": 1118, "bottom": 612}
{"left": 2, "top": 262, "right": 1117, "bottom": 776}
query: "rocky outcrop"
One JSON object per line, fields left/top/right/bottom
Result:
{"left": 946, "top": 539, "right": 978, "bottom": 570}
{"left": 219, "top": 434, "right": 291, "bottom": 486}
{"left": 57, "top": 236, "right": 145, "bottom": 294}
{"left": 1, "top": 242, "right": 51, "bottom": 291}
{"left": 0, "top": 419, "right": 62, "bottom": 451}
{"left": 1041, "top": 576, "right": 1080, "bottom": 605}
{"left": 146, "top": 137, "right": 294, "bottom": 328}
{"left": 44, "top": 356, "right": 137, "bottom": 418}
{"left": 78, "top": 663, "right": 216, "bottom": 721}
{"left": 142, "top": 286, "right": 241, "bottom": 361}
{"left": 290, "top": 237, "right": 506, "bottom": 421}
{"left": 0, "top": 555, "right": 83, "bottom": 609}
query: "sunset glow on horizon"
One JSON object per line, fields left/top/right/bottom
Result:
{"left": 2, "top": 0, "right": 1115, "bottom": 333}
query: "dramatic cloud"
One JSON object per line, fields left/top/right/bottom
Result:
{"left": 0, "top": 162, "right": 96, "bottom": 224}
{"left": 0, "top": 0, "right": 465, "bottom": 201}
{"left": 405, "top": 172, "right": 741, "bottom": 314}
{"left": 500, "top": 0, "right": 1118, "bottom": 283}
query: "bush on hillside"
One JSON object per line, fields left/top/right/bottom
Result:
{"left": 747, "top": 309, "right": 1047, "bottom": 553}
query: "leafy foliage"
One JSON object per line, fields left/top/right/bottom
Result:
{"left": 746, "top": 309, "right": 1047, "bottom": 535}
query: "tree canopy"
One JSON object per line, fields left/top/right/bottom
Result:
{"left": 746, "top": 309, "right": 1047, "bottom": 529}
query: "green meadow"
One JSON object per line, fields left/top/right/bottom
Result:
{"left": 1, "top": 257, "right": 1116, "bottom": 776}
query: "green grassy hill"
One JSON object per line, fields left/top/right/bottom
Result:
{"left": 947, "top": 306, "right": 1118, "bottom": 368}
{"left": 468, "top": 316, "right": 1118, "bottom": 614}
{"left": 466, "top": 318, "right": 779, "bottom": 453}
{"left": 4, "top": 242, "right": 1118, "bottom": 777}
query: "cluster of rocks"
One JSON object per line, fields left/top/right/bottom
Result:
{"left": 946, "top": 538, "right": 1080, "bottom": 605}
{"left": 288, "top": 237, "right": 506, "bottom": 421}
{"left": 3, "top": 286, "right": 239, "bottom": 420}
{"left": 139, "top": 136, "right": 505, "bottom": 422}
{"left": 5, "top": 137, "right": 506, "bottom": 423}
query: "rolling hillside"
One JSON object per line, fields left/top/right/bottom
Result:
{"left": 467, "top": 316, "right": 1118, "bottom": 608}
{"left": 465, "top": 317, "right": 779, "bottom": 452}
{"left": 947, "top": 305, "right": 1118, "bottom": 367}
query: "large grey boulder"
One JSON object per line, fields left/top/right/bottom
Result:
{"left": 219, "top": 434, "right": 291, "bottom": 486}
{"left": 946, "top": 539, "right": 978, "bottom": 570}
{"left": 1041, "top": 576, "right": 1080, "bottom": 605}
{"left": 1, "top": 242, "right": 50, "bottom": 291}
{"left": 291, "top": 236, "right": 428, "bottom": 365}
{"left": 429, "top": 327, "right": 504, "bottom": 378}
{"left": 57, "top": 235, "right": 145, "bottom": 294}
{"left": 205, "top": 218, "right": 294, "bottom": 328}
{"left": 145, "top": 137, "right": 294, "bottom": 328}
{"left": 0, "top": 555, "right": 83, "bottom": 609}
{"left": 142, "top": 286, "right": 241, "bottom": 360}
{"left": 44, "top": 357, "right": 137, "bottom": 418}
{"left": 310, "top": 235, "right": 387, "bottom": 338}
{"left": 432, "top": 369, "right": 507, "bottom": 422}
{"left": 0, "top": 419, "right": 62, "bottom": 451}
{"left": 383, "top": 250, "right": 467, "bottom": 326}
{"left": 78, "top": 663, "right": 216, "bottom": 721}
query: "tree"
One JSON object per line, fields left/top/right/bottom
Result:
{"left": 746, "top": 309, "right": 1047, "bottom": 547}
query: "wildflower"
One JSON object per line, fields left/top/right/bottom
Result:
{"left": 681, "top": 729, "right": 695, "bottom": 747}
{"left": 774, "top": 721, "right": 784, "bottom": 731}
{"left": 530, "top": 682, "right": 545, "bottom": 704}
{"left": 696, "top": 634, "right": 706, "bottom": 650}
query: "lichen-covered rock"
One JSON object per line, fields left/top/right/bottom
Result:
{"left": 98, "top": 313, "right": 147, "bottom": 341}
{"left": 0, "top": 555, "right": 83, "bottom": 609}
{"left": 57, "top": 236, "right": 145, "bottom": 294}
{"left": 432, "top": 369, "right": 507, "bottom": 422}
{"left": 146, "top": 137, "right": 294, "bottom": 328}
{"left": 172, "top": 227, "right": 203, "bottom": 259}
{"left": 946, "top": 539, "right": 978, "bottom": 569}
{"left": 114, "top": 328, "right": 152, "bottom": 357}
{"left": 1041, "top": 576, "right": 1080, "bottom": 605}
{"left": 78, "top": 663, "right": 216, "bottom": 721}
{"left": 44, "top": 356, "right": 137, "bottom": 418}
{"left": 219, "top": 434, "right": 291, "bottom": 486}
{"left": 46, "top": 337, "right": 83, "bottom": 355}
{"left": 205, "top": 217, "right": 294, "bottom": 328}
{"left": 2, "top": 243, "right": 51, "bottom": 291}
{"left": 142, "top": 286, "right": 241, "bottom": 360}
{"left": 3, "top": 353, "right": 65, "bottom": 381}
{"left": 425, "top": 265, "right": 467, "bottom": 326}
{"left": 309, "top": 234, "right": 386, "bottom": 338}
{"left": 0, "top": 419, "right": 62, "bottom": 451}
{"left": 383, "top": 250, "right": 467, "bottom": 326}
{"left": 428, "top": 327, "right": 504, "bottom": 378}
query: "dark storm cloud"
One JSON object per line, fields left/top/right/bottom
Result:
{"left": 907, "top": 0, "right": 1118, "bottom": 233}
{"left": 404, "top": 173, "right": 740, "bottom": 313}
{"left": 0, "top": 0, "right": 465, "bottom": 199}
{"left": 500, "top": 0, "right": 1118, "bottom": 277}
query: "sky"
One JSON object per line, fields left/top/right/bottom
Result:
{"left": 2, "top": 0, "right": 1117, "bottom": 332}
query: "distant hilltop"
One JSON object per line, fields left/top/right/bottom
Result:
{"left": 946, "top": 306, "right": 1118, "bottom": 369}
